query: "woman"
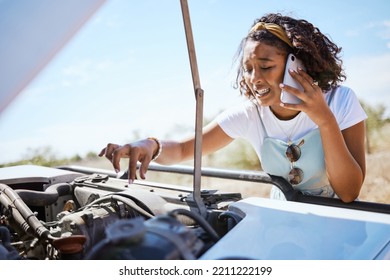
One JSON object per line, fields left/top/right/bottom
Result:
{"left": 99, "top": 13, "right": 367, "bottom": 203}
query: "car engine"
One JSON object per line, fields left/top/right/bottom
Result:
{"left": 0, "top": 165, "right": 242, "bottom": 260}
{"left": 2, "top": 164, "right": 390, "bottom": 260}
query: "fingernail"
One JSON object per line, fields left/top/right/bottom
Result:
{"left": 128, "top": 179, "right": 133, "bottom": 184}
{"left": 280, "top": 103, "right": 285, "bottom": 107}
{"left": 115, "top": 169, "right": 120, "bottom": 173}
{"left": 279, "top": 83, "right": 284, "bottom": 88}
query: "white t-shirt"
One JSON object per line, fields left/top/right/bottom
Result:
{"left": 216, "top": 86, "right": 367, "bottom": 162}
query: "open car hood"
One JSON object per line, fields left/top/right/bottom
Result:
{"left": 0, "top": 0, "right": 106, "bottom": 115}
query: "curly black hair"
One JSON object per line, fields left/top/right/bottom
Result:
{"left": 234, "top": 13, "right": 346, "bottom": 98}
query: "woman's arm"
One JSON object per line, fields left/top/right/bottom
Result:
{"left": 99, "top": 121, "right": 234, "bottom": 183}
{"left": 281, "top": 69, "right": 366, "bottom": 202}
{"left": 156, "top": 121, "right": 234, "bottom": 164}
{"left": 319, "top": 118, "right": 366, "bottom": 202}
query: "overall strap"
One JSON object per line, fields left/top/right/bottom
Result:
{"left": 327, "top": 87, "right": 336, "bottom": 105}
{"left": 255, "top": 104, "right": 269, "bottom": 137}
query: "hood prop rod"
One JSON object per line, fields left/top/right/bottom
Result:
{"left": 180, "top": 0, "right": 207, "bottom": 218}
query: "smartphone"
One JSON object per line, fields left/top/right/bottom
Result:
{"left": 280, "top": 54, "right": 306, "bottom": 104}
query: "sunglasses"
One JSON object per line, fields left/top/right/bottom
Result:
{"left": 285, "top": 139, "right": 304, "bottom": 185}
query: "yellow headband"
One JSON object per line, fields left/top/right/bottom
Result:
{"left": 249, "top": 22, "right": 293, "bottom": 48}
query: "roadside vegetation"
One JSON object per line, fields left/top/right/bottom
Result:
{"left": 1, "top": 102, "right": 389, "bottom": 203}
{"left": 0, "top": 147, "right": 97, "bottom": 168}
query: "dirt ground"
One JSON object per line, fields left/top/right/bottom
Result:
{"left": 359, "top": 150, "right": 390, "bottom": 203}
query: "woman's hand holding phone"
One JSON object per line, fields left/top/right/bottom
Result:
{"left": 280, "top": 54, "right": 306, "bottom": 104}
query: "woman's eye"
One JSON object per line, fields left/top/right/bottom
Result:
{"left": 243, "top": 66, "right": 272, "bottom": 73}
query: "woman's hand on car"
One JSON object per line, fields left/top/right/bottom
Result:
{"left": 98, "top": 139, "right": 157, "bottom": 183}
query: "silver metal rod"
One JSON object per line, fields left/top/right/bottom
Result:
{"left": 180, "top": 0, "right": 207, "bottom": 217}
{"left": 180, "top": 0, "right": 201, "bottom": 92}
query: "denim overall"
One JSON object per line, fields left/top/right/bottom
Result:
{"left": 258, "top": 92, "right": 336, "bottom": 200}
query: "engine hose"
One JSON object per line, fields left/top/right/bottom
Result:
{"left": 168, "top": 208, "right": 220, "bottom": 242}
{"left": 111, "top": 195, "right": 154, "bottom": 219}
{"left": 218, "top": 211, "right": 243, "bottom": 228}
{"left": 112, "top": 192, "right": 155, "bottom": 217}
{"left": 0, "top": 193, "right": 31, "bottom": 234}
{"left": 15, "top": 183, "right": 72, "bottom": 207}
{"left": 82, "top": 194, "right": 154, "bottom": 219}
{"left": 0, "top": 183, "right": 51, "bottom": 239}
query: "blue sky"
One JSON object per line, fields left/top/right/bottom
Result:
{"left": 1, "top": 0, "right": 390, "bottom": 164}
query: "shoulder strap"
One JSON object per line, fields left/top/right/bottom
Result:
{"left": 327, "top": 87, "right": 336, "bottom": 106}
{"left": 255, "top": 104, "right": 269, "bottom": 137}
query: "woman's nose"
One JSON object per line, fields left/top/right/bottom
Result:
{"left": 250, "top": 69, "right": 263, "bottom": 84}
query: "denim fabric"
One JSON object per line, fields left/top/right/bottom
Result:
{"left": 261, "top": 129, "right": 335, "bottom": 200}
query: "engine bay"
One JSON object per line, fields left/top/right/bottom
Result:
{"left": 0, "top": 165, "right": 242, "bottom": 260}
{"left": 1, "top": 164, "right": 390, "bottom": 260}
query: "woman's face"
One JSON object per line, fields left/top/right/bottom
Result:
{"left": 242, "top": 40, "right": 287, "bottom": 107}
